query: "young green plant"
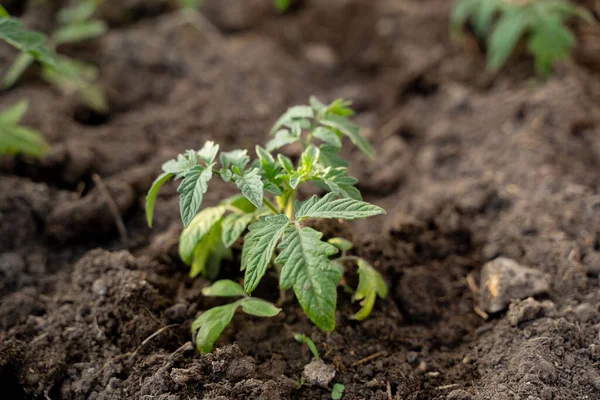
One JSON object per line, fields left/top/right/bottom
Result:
{"left": 1, "top": 0, "right": 107, "bottom": 112}
{"left": 451, "top": 0, "right": 592, "bottom": 77}
{"left": 147, "top": 97, "right": 388, "bottom": 353}
{"left": 0, "top": 100, "right": 49, "bottom": 157}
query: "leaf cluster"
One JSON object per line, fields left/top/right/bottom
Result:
{"left": 147, "top": 98, "right": 388, "bottom": 353}
{"left": 1, "top": 1, "right": 107, "bottom": 111}
{"left": 0, "top": 101, "right": 49, "bottom": 157}
{"left": 451, "top": 0, "right": 592, "bottom": 77}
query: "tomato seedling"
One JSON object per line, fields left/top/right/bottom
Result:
{"left": 147, "top": 97, "right": 388, "bottom": 353}
{"left": 451, "top": 0, "right": 591, "bottom": 77}
{"left": 0, "top": 101, "right": 49, "bottom": 157}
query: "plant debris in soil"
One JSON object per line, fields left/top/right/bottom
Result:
{"left": 2, "top": 0, "right": 600, "bottom": 399}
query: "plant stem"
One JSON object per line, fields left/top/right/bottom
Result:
{"left": 263, "top": 198, "right": 280, "bottom": 215}
{"left": 285, "top": 190, "right": 296, "bottom": 220}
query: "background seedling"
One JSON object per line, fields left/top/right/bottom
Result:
{"left": 0, "top": 100, "right": 49, "bottom": 157}
{"left": 451, "top": 0, "right": 592, "bottom": 77}
{"left": 331, "top": 383, "right": 345, "bottom": 399}
{"left": 1, "top": 1, "right": 107, "bottom": 112}
{"left": 294, "top": 333, "right": 320, "bottom": 360}
{"left": 147, "top": 97, "right": 388, "bottom": 353}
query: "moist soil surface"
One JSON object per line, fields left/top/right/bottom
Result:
{"left": 2, "top": 1, "right": 600, "bottom": 399}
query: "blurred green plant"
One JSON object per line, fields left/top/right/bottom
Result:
{"left": 1, "top": 1, "right": 107, "bottom": 112}
{"left": 294, "top": 333, "right": 320, "bottom": 359}
{"left": 0, "top": 100, "right": 49, "bottom": 157}
{"left": 451, "top": 0, "right": 592, "bottom": 77}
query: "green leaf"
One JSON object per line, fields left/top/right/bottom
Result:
{"left": 271, "top": 105, "right": 314, "bottom": 133}
{"left": 328, "top": 237, "right": 353, "bottom": 252}
{"left": 487, "top": 9, "right": 527, "bottom": 72}
{"left": 202, "top": 279, "right": 246, "bottom": 297}
{"left": 332, "top": 383, "right": 345, "bottom": 400}
{"left": 162, "top": 150, "right": 199, "bottom": 176}
{"left": 192, "top": 301, "right": 241, "bottom": 354}
{"left": 220, "top": 149, "right": 249, "bottom": 170}
{"left": 320, "top": 115, "right": 374, "bottom": 159}
{"left": 451, "top": 0, "right": 479, "bottom": 29}
{"left": 276, "top": 225, "right": 341, "bottom": 331}
{"left": 324, "top": 99, "right": 354, "bottom": 117}
{"left": 179, "top": 205, "right": 227, "bottom": 264}
{"left": 473, "top": 0, "right": 502, "bottom": 36}
{"left": 0, "top": 6, "right": 9, "bottom": 17}
{"left": 242, "top": 215, "right": 290, "bottom": 293}
{"left": 198, "top": 141, "right": 219, "bottom": 164}
{"left": 527, "top": 14, "right": 574, "bottom": 78}
{"left": 0, "top": 124, "right": 50, "bottom": 157}
{"left": 76, "top": 82, "right": 107, "bottom": 113}
{"left": 277, "top": 154, "right": 294, "bottom": 173}
{"left": 58, "top": 0, "right": 101, "bottom": 24}
{"left": 235, "top": 168, "right": 264, "bottom": 209}
{"left": 241, "top": 298, "right": 281, "bottom": 317}
{"left": 318, "top": 145, "right": 348, "bottom": 168}
{"left": 52, "top": 20, "right": 107, "bottom": 45}
{"left": 3, "top": 52, "right": 34, "bottom": 88}
{"left": 296, "top": 193, "right": 385, "bottom": 220}
{"left": 301, "top": 144, "right": 319, "bottom": 172}
{"left": 221, "top": 212, "right": 255, "bottom": 247}
{"left": 266, "top": 129, "right": 299, "bottom": 151}
{"left": 0, "top": 100, "right": 28, "bottom": 124}
{"left": 146, "top": 172, "right": 174, "bottom": 227}
{"left": 294, "top": 333, "right": 320, "bottom": 360}
{"left": 317, "top": 167, "right": 361, "bottom": 200}
{"left": 313, "top": 126, "right": 342, "bottom": 147}
{"left": 221, "top": 194, "right": 257, "bottom": 213}
{"left": 190, "top": 221, "right": 230, "bottom": 279}
{"left": 178, "top": 164, "right": 214, "bottom": 227}
{"left": 274, "top": 0, "right": 291, "bottom": 13}
{"left": 353, "top": 259, "right": 388, "bottom": 321}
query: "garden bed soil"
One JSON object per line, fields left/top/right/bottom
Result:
{"left": 2, "top": 0, "right": 600, "bottom": 399}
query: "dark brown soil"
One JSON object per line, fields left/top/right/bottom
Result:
{"left": 2, "top": 0, "right": 600, "bottom": 399}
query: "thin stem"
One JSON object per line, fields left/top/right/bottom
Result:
{"left": 285, "top": 190, "right": 296, "bottom": 220}
{"left": 335, "top": 255, "right": 361, "bottom": 263}
{"left": 263, "top": 198, "right": 280, "bottom": 215}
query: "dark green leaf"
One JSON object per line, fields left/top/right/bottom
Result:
{"left": 242, "top": 215, "right": 290, "bottom": 293}
{"left": 276, "top": 225, "right": 341, "bottom": 331}
{"left": 296, "top": 193, "right": 385, "bottom": 220}
{"left": 178, "top": 164, "right": 214, "bottom": 227}
{"left": 235, "top": 168, "right": 264, "bottom": 209}
{"left": 192, "top": 301, "right": 241, "bottom": 354}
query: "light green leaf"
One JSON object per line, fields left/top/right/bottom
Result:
{"left": 318, "top": 167, "right": 361, "bottom": 200}
{"left": 451, "top": 0, "right": 479, "bottom": 29}
{"left": 221, "top": 194, "right": 257, "bottom": 213}
{"left": 318, "top": 145, "right": 348, "bottom": 168}
{"left": 162, "top": 151, "right": 197, "bottom": 176}
{"left": 3, "top": 52, "right": 34, "bottom": 88}
{"left": 146, "top": 172, "right": 174, "bottom": 227}
{"left": 242, "top": 215, "right": 290, "bottom": 293}
{"left": 271, "top": 105, "right": 314, "bottom": 133}
{"left": 487, "top": 9, "right": 527, "bottom": 72}
{"left": 220, "top": 149, "right": 249, "bottom": 170}
{"left": 328, "top": 237, "right": 353, "bottom": 252}
{"left": 241, "top": 298, "right": 281, "bottom": 317}
{"left": 0, "top": 125, "right": 50, "bottom": 157}
{"left": 179, "top": 205, "right": 227, "bottom": 264}
{"left": 52, "top": 20, "right": 107, "bottom": 45}
{"left": 198, "top": 141, "right": 219, "bottom": 164}
{"left": 190, "top": 221, "right": 230, "bottom": 279}
{"left": 235, "top": 168, "right": 264, "bottom": 209}
{"left": 296, "top": 193, "right": 385, "bottom": 220}
{"left": 473, "top": 0, "right": 502, "bottom": 36}
{"left": 276, "top": 225, "right": 341, "bottom": 331}
{"left": 58, "top": 0, "right": 101, "bottom": 24}
{"left": 313, "top": 126, "right": 342, "bottom": 147}
{"left": 320, "top": 115, "right": 374, "bottom": 159}
{"left": 0, "top": 100, "right": 28, "bottom": 124}
{"left": 332, "top": 383, "right": 345, "bottom": 400}
{"left": 353, "top": 259, "right": 388, "bottom": 321}
{"left": 0, "top": 5, "right": 9, "bottom": 17}
{"left": 294, "top": 333, "right": 320, "bottom": 360}
{"left": 178, "top": 164, "right": 214, "bottom": 227}
{"left": 76, "top": 82, "right": 107, "bottom": 113}
{"left": 202, "top": 279, "right": 246, "bottom": 297}
{"left": 277, "top": 154, "right": 294, "bottom": 173}
{"left": 266, "top": 129, "right": 299, "bottom": 151}
{"left": 221, "top": 212, "right": 255, "bottom": 247}
{"left": 192, "top": 301, "right": 241, "bottom": 354}
{"left": 301, "top": 144, "right": 319, "bottom": 172}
